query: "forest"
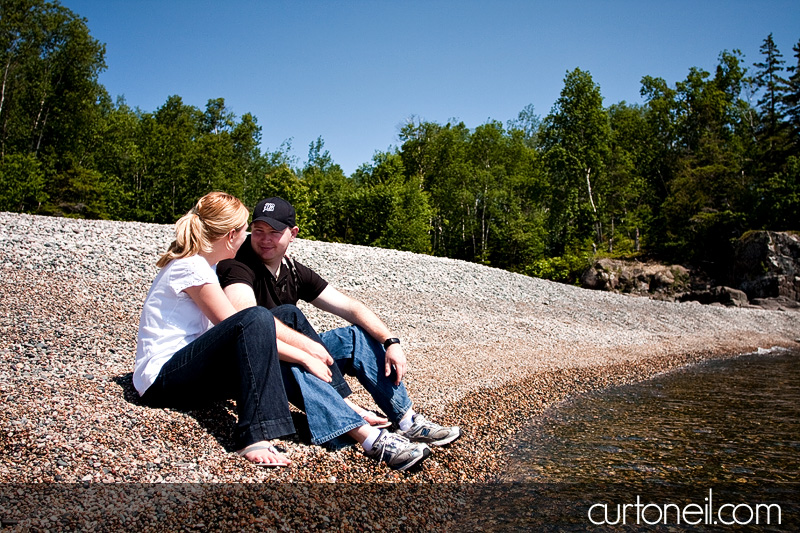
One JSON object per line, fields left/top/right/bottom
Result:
{"left": 1, "top": 0, "right": 799, "bottom": 283}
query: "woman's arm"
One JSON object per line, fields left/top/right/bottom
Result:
{"left": 275, "top": 339, "right": 332, "bottom": 382}
{"left": 186, "top": 282, "right": 332, "bottom": 382}
{"left": 183, "top": 283, "right": 237, "bottom": 325}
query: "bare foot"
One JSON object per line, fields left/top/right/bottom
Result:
{"left": 237, "top": 441, "right": 291, "bottom": 467}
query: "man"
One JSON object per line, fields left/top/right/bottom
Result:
{"left": 217, "top": 197, "right": 460, "bottom": 464}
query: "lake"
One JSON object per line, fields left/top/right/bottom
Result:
{"left": 460, "top": 348, "right": 800, "bottom": 531}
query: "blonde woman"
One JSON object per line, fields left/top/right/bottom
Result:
{"left": 134, "top": 191, "right": 294, "bottom": 466}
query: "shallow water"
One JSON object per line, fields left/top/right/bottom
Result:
{"left": 461, "top": 348, "right": 800, "bottom": 531}
{"left": 503, "top": 348, "right": 800, "bottom": 486}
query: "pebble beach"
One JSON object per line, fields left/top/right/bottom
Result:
{"left": 2, "top": 211, "right": 799, "bottom": 530}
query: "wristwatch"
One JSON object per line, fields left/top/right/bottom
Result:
{"left": 383, "top": 338, "right": 401, "bottom": 349}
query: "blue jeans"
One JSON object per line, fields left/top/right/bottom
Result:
{"left": 320, "top": 325, "right": 413, "bottom": 423}
{"left": 271, "top": 306, "right": 365, "bottom": 445}
{"left": 141, "top": 307, "right": 295, "bottom": 450}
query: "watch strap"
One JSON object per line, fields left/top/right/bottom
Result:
{"left": 383, "top": 337, "right": 401, "bottom": 349}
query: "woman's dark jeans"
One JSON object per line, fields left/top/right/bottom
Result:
{"left": 141, "top": 306, "right": 295, "bottom": 450}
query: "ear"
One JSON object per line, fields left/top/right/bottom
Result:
{"left": 290, "top": 226, "right": 299, "bottom": 239}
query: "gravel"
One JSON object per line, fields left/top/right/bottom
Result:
{"left": 1, "top": 211, "right": 798, "bottom": 530}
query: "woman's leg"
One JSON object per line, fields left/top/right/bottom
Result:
{"left": 142, "top": 307, "right": 295, "bottom": 452}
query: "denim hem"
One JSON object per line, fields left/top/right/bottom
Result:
{"left": 310, "top": 420, "right": 366, "bottom": 446}
{"left": 239, "top": 416, "right": 296, "bottom": 448}
{"left": 332, "top": 380, "right": 351, "bottom": 398}
{"left": 391, "top": 400, "right": 414, "bottom": 424}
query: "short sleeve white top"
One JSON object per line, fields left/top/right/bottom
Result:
{"left": 133, "top": 254, "right": 219, "bottom": 396}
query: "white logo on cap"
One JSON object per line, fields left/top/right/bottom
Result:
{"left": 263, "top": 203, "right": 276, "bottom": 212}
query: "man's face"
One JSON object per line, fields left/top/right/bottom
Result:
{"left": 250, "top": 220, "right": 297, "bottom": 264}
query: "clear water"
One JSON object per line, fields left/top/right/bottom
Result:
{"left": 503, "top": 348, "right": 800, "bottom": 486}
{"left": 462, "top": 348, "right": 800, "bottom": 531}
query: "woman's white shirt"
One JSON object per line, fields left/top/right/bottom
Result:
{"left": 133, "top": 254, "right": 218, "bottom": 396}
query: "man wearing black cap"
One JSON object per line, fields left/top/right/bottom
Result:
{"left": 217, "top": 197, "right": 460, "bottom": 462}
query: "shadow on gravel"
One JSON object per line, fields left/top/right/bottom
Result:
{"left": 111, "top": 373, "right": 239, "bottom": 452}
{"left": 111, "top": 373, "right": 316, "bottom": 451}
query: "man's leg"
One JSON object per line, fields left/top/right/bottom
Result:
{"left": 271, "top": 304, "right": 351, "bottom": 399}
{"left": 319, "top": 325, "right": 413, "bottom": 424}
{"left": 278, "top": 361, "right": 367, "bottom": 446}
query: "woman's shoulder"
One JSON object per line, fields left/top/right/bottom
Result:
{"left": 166, "top": 255, "right": 218, "bottom": 288}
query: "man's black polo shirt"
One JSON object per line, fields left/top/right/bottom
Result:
{"left": 217, "top": 235, "right": 328, "bottom": 309}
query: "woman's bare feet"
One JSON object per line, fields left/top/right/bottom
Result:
{"left": 237, "top": 441, "right": 291, "bottom": 467}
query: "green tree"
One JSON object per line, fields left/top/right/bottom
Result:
{"left": 659, "top": 52, "right": 750, "bottom": 270}
{"left": 605, "top": 102, "right": 654, "bottom": 254}
{"left": 781, "top": 38, "right": 800, "bottom": 157}
{"left": 400, "top": 119, "right": 471, "bottom": 258}
{"left": 753, "top": 34, "right": 787, "bottom": 142}
{"left": 540, "top": 68, "right": 610, "bottom": 255}
{"left": 349, "top": 151, "right": 432, "bottom": 253}
{"left": 300, "top": 137, "right": 353, "bottom": 241}
{"left": 0, "top": 0, "right": 107, "bottom": 216}
{"left": 0, "top": 152, "right": 45, "bottom": 210}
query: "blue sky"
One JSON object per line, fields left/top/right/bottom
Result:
{"left": 62, "top": 0, "right": 799, "bottom": 176}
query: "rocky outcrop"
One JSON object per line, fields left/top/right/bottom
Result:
{"left": 580, "top": 231, "right": 800, "bottom": 311}
{"left": 580, "top": 258, "right": 690, "bottom": 299}
{"left": 679, "top": 286, "right": 750, "bottom": 307}
{"left": 731, "top": 231, "right": 800, "bottom": 301}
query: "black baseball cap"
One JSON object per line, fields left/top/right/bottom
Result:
{"left": 252, "top": 197, "right": 296, "bottom": 231}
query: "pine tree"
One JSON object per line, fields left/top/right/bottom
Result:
{"left": 752, "top": 33, "right": 790, "bottom": 165}
{"left": 781, "top": 38, "right": 800, "bottom": 156}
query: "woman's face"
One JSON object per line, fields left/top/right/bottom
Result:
{"left": 228, "top": 223, "right": 249, "bottom": 257}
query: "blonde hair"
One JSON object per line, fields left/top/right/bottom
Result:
{"left": 156, "top": 191, "right": 249, "bottom": 268}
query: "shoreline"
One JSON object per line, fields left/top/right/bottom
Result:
{"left": 2, "top": 212, "right": 799, "bottom": 528}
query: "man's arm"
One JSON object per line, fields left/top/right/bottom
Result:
{"left": 310, "top": 286, "right": 407, "bottom": 385}
{"left": 223, "top": 282, "right": 333, "bottom": 366}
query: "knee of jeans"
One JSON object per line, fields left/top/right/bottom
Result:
{"left": 273, "top": 304, "right": 306, "bottom": 322}
{"left": 241, "top": 306, "right": 275, "bottom": 331}
{"left": 352, "top": 325, "right": 381, "bottom": 350}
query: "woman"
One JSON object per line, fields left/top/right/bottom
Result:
{"left": 134, "top": 191, "right": 294, "bottom": 465}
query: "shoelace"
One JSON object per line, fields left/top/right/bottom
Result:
{"left": 410, "top": 414, "right": 434, "bottom": 433}
{"left": 373, "top": 433, "right": 411, "bottom": 463}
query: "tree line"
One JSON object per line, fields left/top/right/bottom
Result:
{"left": 2, "top": 0, "right": 799, "bottom": 283}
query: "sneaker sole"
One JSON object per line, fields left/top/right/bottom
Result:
{"left": 396, "top": 446, "right": 431, "bottom": 471}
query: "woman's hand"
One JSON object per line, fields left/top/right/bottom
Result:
{"left": 302, "top": 355, "right": 333, "bottom": 383}
{"left": 276, "top": 338, "right": 332, "bottom": 382}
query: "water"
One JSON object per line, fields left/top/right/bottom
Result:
{"left": 462, "top": 348, "right": 800, "bottom": 531}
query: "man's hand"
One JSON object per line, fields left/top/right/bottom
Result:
{"left": 385, "top": 344, "right": 407, "bottom": 386}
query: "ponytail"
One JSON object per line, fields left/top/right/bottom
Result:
{"left": 156, "top": 192, "right": 249, "bottom": 268}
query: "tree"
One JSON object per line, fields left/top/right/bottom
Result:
{"left": 605, "top": 102, "right": 654, "bottom": 254}
{"left": 506, "top": 103, "right": 541, "bottom": 148}
{"left": 540, "top": 68, "right": 610, "bottom": 255}
{"left": 658, "top": 52, "right": 750, "bottom": 271}
{"left": 753, "top": 34, "right": 787, "bottom": 141}
{"left": 781, "top": 38, "right": 800, "bottom": 156}
{"left": 0, "top": 0, "right": 107, "bottom": 216}
{"left": 349, "top": 151, "right": 432, "bottom": 253}
{"left": 300, "top": 137, "right": 353, "bottom": 241}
